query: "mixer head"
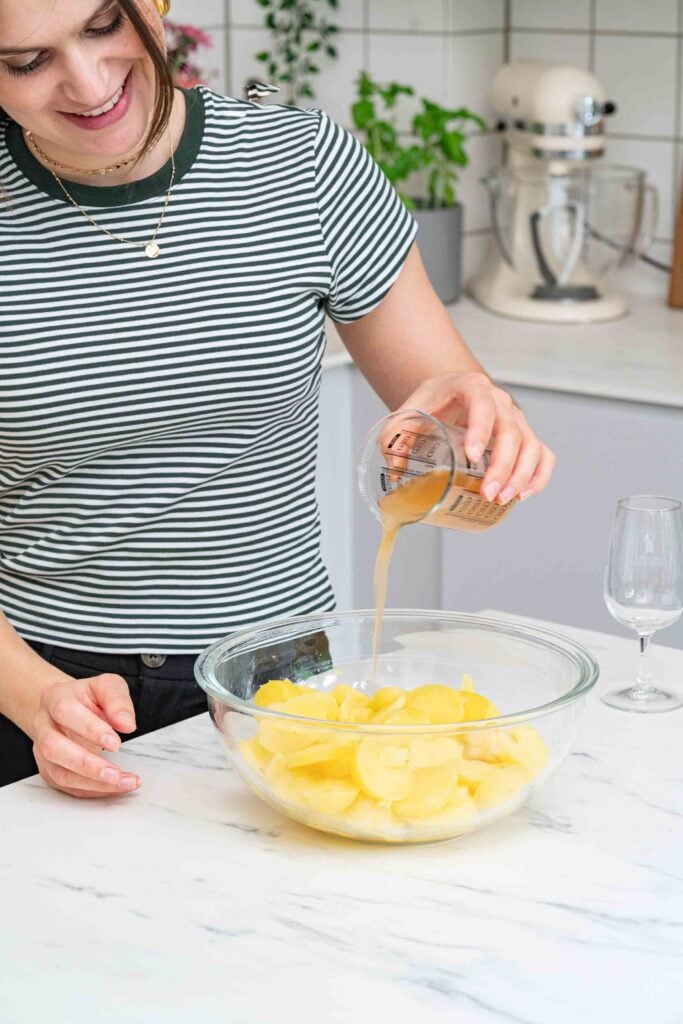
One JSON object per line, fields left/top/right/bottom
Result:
{"left": 492, "top": 60, "right": 616, "bottom": 161}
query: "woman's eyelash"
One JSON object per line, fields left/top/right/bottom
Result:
{"left": 90, "top": 8, "right": 126, "bottom": 38}
{"left": 6, "top": 9, "right": 126, "bottom": 77}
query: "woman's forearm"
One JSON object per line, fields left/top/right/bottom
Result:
{"left": 0, "top": 612, "right": 73, "bottom": 738}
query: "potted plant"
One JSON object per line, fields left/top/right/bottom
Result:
{"left": 164, "top": 20, "right": 214, "bottom": 88}
{"left": 351, "top": 72, "right": 486, "bottom": 304}
{"left": 254, "top": 0, "right": 340, "bottom": 105}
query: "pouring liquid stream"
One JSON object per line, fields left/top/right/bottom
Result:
{"left": 371, "top": 466, "right": 451, "bottom": 678}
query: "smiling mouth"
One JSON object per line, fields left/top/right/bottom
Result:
{"left": 67, "top": 70, "right": 130, "bottom": 118}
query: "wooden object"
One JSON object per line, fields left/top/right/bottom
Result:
{"left": 669, "top": 175, "right": 683, "bottom": 308}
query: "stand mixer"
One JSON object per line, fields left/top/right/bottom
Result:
{"left": 469, "top": 60, "right": 658, "bottom": 323}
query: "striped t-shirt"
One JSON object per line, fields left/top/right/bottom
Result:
{"left": 0, "top": 87, "right": 416, "bottom": 653}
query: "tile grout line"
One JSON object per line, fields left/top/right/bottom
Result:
{"left": 503, "top": 0, "right": 511, "bottom": 60}
{"left": 362, "top": 0, "right": 369, "bottom": 73}
{"left": 588, "top": 0, "right": 596, "bottom": 72}
{"left": 224, "top": 0, "right": 232, "bottom": 96}
{"left": 510, "top": 26, "right": 682, "bottom": 38}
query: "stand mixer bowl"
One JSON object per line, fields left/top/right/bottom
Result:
{"left": 482, "top": 163, "right": 657, "bottom": 302}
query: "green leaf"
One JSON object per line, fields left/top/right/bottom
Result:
{"left": 441, "top": 131, "right": 467, "bottom": 165}
{"left": 307, "top": 40, "right": 320, "bottom": 51}
{"left": 357, "top": 70, "right": 373, "bottom": 100}
{"left": 351, "top": 99, "right": 374, "bottom": 129}
{"left": 325, "top": 45, "right": 338, "bottom": 58}
{"left": 443, "top": 182, "right": 456, "bottom": 206}
{"left": 256, "top": 51, "right": 269, "bottom": 62}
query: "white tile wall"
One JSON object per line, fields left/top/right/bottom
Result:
{"left": 449, "top": 32, "right": 505, "bottom": 117}
{"left": 307, "top": 30, "right": 366, "bottom": 127}
{"left": 368, "top": 0, "right": 444, "bottom": 33}
{"left": 229, "top": 0, "right": 262, "bottom": 26}
{"left": 368, "top": 32, "right": 448, "bottom": 131}
{"left": 162, "top": 0, "right": 682, "bottom": 288}
{"left": 168, "top": 0, "right": 225, "bottom": 27}
{"left": 595, "top": 0, "right": 679, "bottom": 33}
{"left": 448, "top": 1, "right": 505, "bottom": 32}
{"left": 511, "top": 0, "right": 591, "bottom": 31}
{"left": 595, "top": 35, "right": 678, "bottom": 138}
{"left": 509, "top": 30, "right": 591, "bottom": 67}
{"left": 229, "top": 25, "right": 270, "bottom": 99}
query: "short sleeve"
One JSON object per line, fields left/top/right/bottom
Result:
{"left": 313, "top": 110, "right": 418, "bottom": 323}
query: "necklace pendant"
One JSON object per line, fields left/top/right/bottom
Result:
{"left": 145, "top": 242, "right": 161, "bottom": 259}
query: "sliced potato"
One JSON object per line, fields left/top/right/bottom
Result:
{"left": 302, "top": 777, "right": 359, "bottom": 816}
{"left": 393, "top": 764, "right": 458, "bottom": 820}
{"left": 474, "top": 765, "right": 527, "bottom": 810}
{"left": 371, "top": 687, "right": 406, "bottom": 712}
{"left": 408, "top": 735, "right": 462, "bottom": 770}
{"left": 460, "top": 691, "right": 499, "bottom": 722}
{"left": 506, "top": 725, "right": 549, "bottom": 781}
{"left": 253, "top": 679, "right": 301, "bottom": 707}
{"left": 258, "top": 718, "right": 324, "bottom": 755}
{"left": 352, "top": 736, "right": 413, "bottom": 801}
{"left": 239, "top": 736, "right": 272, "bottom": 772}
{"left": 406, "top": 685, "right": 465, "bottom": 724}
{"left": 461, "top": 728, "right": 517, "bottom": 763}
{"left": 285, "top": 738, "right": 355, "bottom": 769}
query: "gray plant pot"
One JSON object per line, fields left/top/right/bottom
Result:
{"left": 410, "top": 200, "right": 463, "bottom": 305}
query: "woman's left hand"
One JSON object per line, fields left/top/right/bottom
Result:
{"left": 398, "top": 371, "right": 556, "bottom": 504}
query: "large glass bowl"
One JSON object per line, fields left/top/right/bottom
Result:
{"left": 194, "top": 610, "right": 599, "bottom": 844}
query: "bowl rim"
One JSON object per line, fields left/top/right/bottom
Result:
{"left": 194, "top": 609, "right": 600, "bottom": 732}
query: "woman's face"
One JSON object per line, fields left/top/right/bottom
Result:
{"left": 0, "top": 0, "right": 162, "bottom": 159}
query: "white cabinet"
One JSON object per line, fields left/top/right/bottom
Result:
{"left": 319, "top": 363, "right": 683, "bottom": 649}
{"left": 441, "top": 386, "right": 683, "bottom": 649}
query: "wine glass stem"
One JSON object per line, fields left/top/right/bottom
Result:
{"left": 635, "top": 632, "right": 654, "bottom": 693}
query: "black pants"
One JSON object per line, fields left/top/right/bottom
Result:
{"left": 0, "top": 641, "right": 207, "bottom": 787}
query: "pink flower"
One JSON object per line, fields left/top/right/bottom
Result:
{"left": 167, "top": 21, "right": 213, "bottom": 48}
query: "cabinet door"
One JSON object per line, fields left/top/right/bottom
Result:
{"left": 317, "top": 364, "right": 355, "bottom": 609}
{"left": 441, "top": 388, "right": 683, "bottom": 649}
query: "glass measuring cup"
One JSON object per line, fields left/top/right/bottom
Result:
{"left": 358, "top": 408, "right": 516, "bottom": 532}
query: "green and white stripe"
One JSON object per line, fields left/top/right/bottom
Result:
{"left": 0, "top": 87, "right": 416, "bottom": 653}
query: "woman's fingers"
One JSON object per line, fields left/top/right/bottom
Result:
{"left": 39, "top": 763, "right": 140, "bottom": 797}
{"left": 479, "top": 400, "right": 523, "bottom": 502}
{"left": 34, "top": 724, "right": 139, "bottom": 792}
{"left": 88, "top": 673, "right": 137, "bottom": 734}
{"left": 44, "top": 683, "right": 122, "bottom": 753}
{"left": 34, "top": 674, "right": 141, "bottom": 799}
{"left": 518, "top": 444, "right": 557, "bottom": 500}
{"left": 392, "top": 371, "right": 557, "bottom": 503}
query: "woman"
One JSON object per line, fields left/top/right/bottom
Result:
{"left": 0, "top": 0, "right": 555, "bottom": 796}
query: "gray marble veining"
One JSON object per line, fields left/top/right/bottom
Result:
{"left": 1, "top": 612, "right": 681, "bottom": 1024}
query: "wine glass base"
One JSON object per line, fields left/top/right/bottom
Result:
{"left": 601, "top": 685, "right": 683, "bottom": 713}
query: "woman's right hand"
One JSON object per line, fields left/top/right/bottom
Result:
{"left": 30, "top": 675, "right": 141, "bottom": 798}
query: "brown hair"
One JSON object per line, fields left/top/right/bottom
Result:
{"left": 117, "top": 0, "right": 175, "bottom": 159}
{"left": 1, "top": 0, "right": 176, "bottom": 163}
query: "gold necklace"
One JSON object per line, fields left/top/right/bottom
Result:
{"left": 25, "top": 130, "right": 138, "bottom": 176}
{"left": 45, "top": 142, "right": 175, "bottom": 259}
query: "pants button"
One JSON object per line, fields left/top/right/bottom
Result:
{"left": 141, "top": 653, "right": 167, "bottom": 668}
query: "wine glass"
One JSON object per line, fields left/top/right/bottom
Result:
{"left": 602, "top": 495, "right": 683, "bottom": 712}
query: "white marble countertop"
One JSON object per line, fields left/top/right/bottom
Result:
{"left": 1, "top": 611, "right": 682, "bottom": 1024}
{"left": 323, "top": 291, "right": 683, "bottom": 409}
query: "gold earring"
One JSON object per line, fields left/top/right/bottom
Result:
{"left": 155, "top": 0, "right": 171, "bottom": 16}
